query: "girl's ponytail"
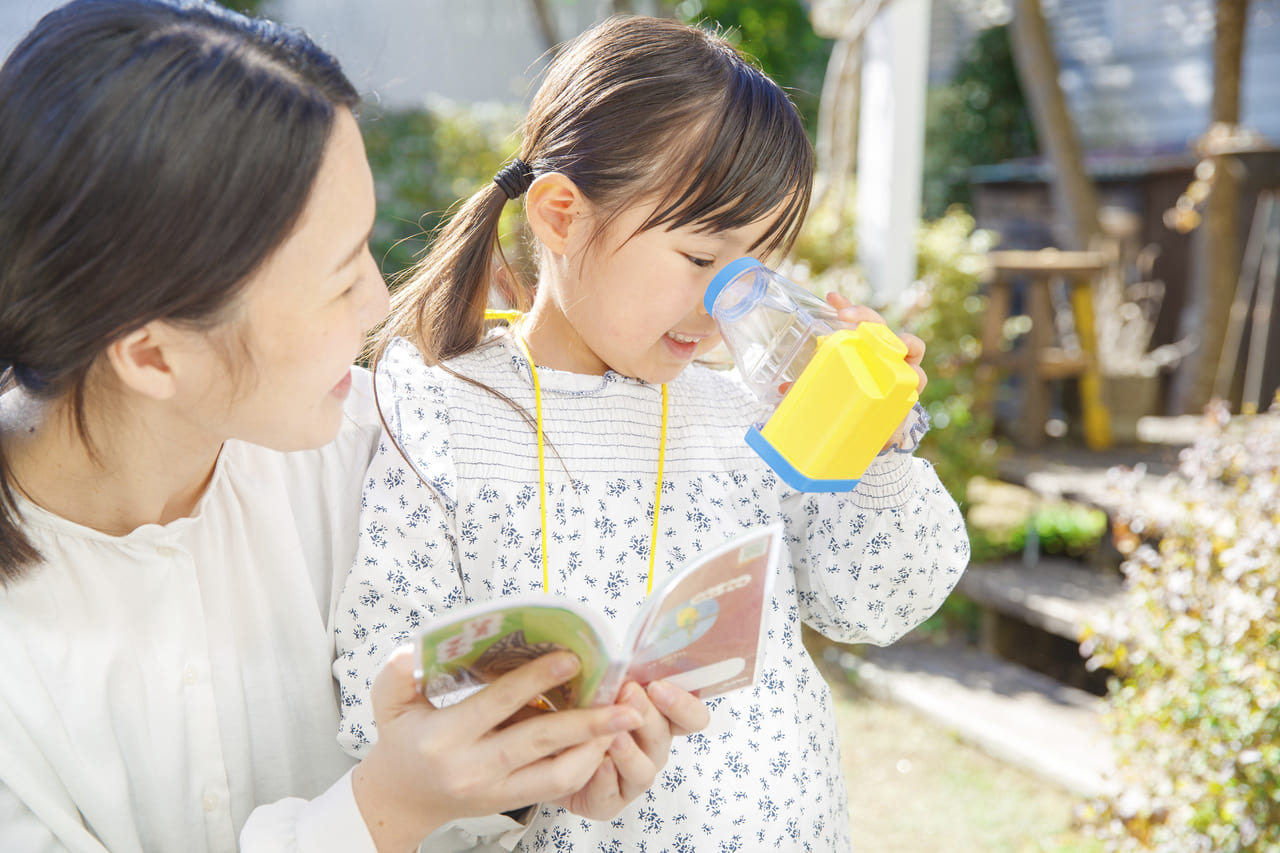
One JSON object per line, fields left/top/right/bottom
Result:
{"left": 380, "top": 159, "right": 534, "bottom": 364}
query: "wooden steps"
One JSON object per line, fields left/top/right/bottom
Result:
{"left": 957, "top": 557, "right": 1124, "bottom": 641}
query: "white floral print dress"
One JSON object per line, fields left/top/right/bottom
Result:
{"left": 335, "top": 334, "right": 969, "bottom": 852}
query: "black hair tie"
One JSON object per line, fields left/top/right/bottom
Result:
{"left": 493, "top": 159, "right": 534, "bottom": 200}
{"left": 1, "top": 360, "right": 47, "bottom": 391}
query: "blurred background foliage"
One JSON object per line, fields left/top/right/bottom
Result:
{"left": 359, "top": 103, "right": 521, "bottom": 278}
{"left": 1081, "top": 409, "right": 1280, "bottom": 850}
{"left": 673, "top": 0, "right": 833, "bottom": 133}
{"left": 922, "top": 24, "right": 1038, "bottom": 218}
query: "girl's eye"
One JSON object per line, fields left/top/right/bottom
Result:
{"left": 684, "top": 254, "right": 714, "bottom": 268}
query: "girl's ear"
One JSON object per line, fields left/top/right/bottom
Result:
{"left": 525, "top": 172, "right": 587, "bottom": 255}
{"left": 103, "top": 323, "right": 182, "bottom": 401}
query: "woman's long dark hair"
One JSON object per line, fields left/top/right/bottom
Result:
{"left": 379, "top": 15, "right": 815, "bottom": 364}
{"left": 0, "top": 0, "right": 359, "bottom": 583}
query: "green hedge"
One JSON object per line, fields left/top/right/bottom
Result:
{"left": 1081, "top": 404, "right": 1280, "bottom": 850}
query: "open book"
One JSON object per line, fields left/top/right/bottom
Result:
{"left": 413, "top": 524, "right": 782, "bottom": 710}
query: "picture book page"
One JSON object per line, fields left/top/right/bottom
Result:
{"left": 414, "top": 600, "right": 617, "bottom": 711}
{"left": 622, "top": 523, "right": 781, "bottom": 699}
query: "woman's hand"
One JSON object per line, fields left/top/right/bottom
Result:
{"left": 352, "top": 648, "right": 644, "bottom": 853}
{"left": 825, "top": 292, "right": 928, "bottom": 394}
{"left": 552, "top": 679, "right": 710, "bottom": 820}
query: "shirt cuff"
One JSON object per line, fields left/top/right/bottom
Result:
{"left": 295, "top": 770, "right": 378, "bottom": 853}
{"left": 851, "top": 451, "right": 918, "bottom": 510}
{"left": 239, "top": 770, "right": 377, "bottom": 853}
{"left": 876, "top": 402, "right": 930, "bottom": 456}
{"left": 421, "top": 812, "right": 530, "bottom": 851}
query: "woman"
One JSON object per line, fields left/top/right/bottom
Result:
{"left": 0, "top": 2, "right": 705, "bottom": 851}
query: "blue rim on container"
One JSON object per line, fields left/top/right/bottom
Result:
{"left": 744, "top": 426, "right": 860, "bottom": 493}
{"left": 704, "top": 256, "right": 766, "bottom": 319}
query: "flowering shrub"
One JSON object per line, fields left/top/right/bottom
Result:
{"left": 1081, "top": 403, "right": 1280, "bottom": 850}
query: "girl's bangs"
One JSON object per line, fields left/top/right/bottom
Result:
{"left": 642, "top": 68, "right": 813, "bottom": 257}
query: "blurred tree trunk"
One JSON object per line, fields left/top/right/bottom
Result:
{"left": 1185, "top": 0, "right": 1250, "bottom": 411}
{"left": 529, "top": 0, "right": 559, "bottom": 51}
{"left": 810, "top": 0, "right": 894, "bottom": 224}
{"left": 1007, "top": 0, "right": 1099, "bottom": 250}
{"left": 814, "top": 35, "right": 861, "bottom": 214}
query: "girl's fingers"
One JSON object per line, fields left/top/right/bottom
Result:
{"left": 584, "top": 754, "right": 622, "bottom": 814}
{"left": 826, "top": 292, "right": 887, "bottom": 326}
{"left": 619, "top": 682, "right": 669, "bottom": 759}
{"left": 553, "top": 754, "right": 621, "bottom": 818}
{"left": 900, "top": 333, "right": 926, "bottom": 366}
{"left": 606, "top": 732, "right": 659, "bottom": 803}
{"left": 898, "top": 332, "right": 928, "bottom": 392}
{"left": 646, "top": 680, "right": 710, "bottom": 737}
{"left": 836, "top": 305, "right": 887, "bottom": 326}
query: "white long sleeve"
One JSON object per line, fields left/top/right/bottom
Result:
{"left": 239, "top": 771, "right": 374, "bottom": 853}
{"left": 0, "top": 370, "right": 382, "bottom": 852}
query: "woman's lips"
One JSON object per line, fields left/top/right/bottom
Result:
{"left": 332, "top": 369, "right": 353, "bottom": 398}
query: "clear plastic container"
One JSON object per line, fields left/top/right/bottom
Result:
{"left": 703, "top": 257, "right": 920, "bottom": 492}
{"left": 704, "top": 257, "right": 849, "bottom": 408}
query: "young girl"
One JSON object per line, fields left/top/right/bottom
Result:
{"left": 336, "top": 15, "right": 968, "bottom": 852}
{"left": 0, "top": 3, "right": 708, "bottom": 852}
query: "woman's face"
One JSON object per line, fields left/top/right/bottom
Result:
{"left": 173, "top": 110, "right": 388, "bottom": 452}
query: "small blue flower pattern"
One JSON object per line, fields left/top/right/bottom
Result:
{"left": 334, "top": 336, "right": 970, "bottom": 851}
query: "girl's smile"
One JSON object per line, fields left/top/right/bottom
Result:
{"left": 662, "top": 331, "right": 708, "bottom": 361}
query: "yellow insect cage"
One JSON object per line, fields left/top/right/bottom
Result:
{"left": 745, "top": 321, "right": 919, "bottom": 492}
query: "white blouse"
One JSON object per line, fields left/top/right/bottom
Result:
{"left": 0, "top": 370, "right": 382, "bottom": 853}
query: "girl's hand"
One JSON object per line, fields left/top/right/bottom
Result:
{"left": 826, "top": 292, "right": 928, "bottom": 453}
{"left": 553, "top": 679, "right": 710, "bottom": 820}
{"left": 825, "top": 292, "right": 928, "bottom": 393}
{"left": 352, "top": 647, "right": 644, "bottom": 853}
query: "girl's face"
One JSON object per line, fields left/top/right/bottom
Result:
{"left": 170, "top": 110, "right": 388, "bottom": 452}
{"left": 532, "top": 199, "right": 780, "bottom": 385}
